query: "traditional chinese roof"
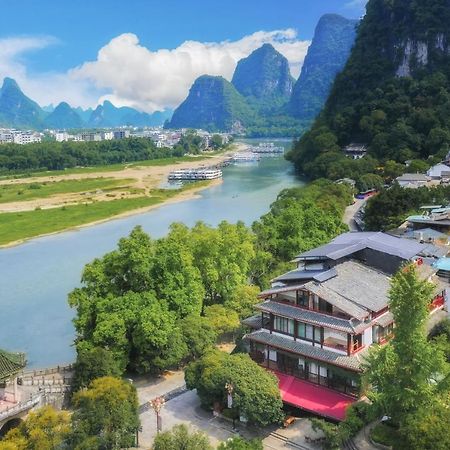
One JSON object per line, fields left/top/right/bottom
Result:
{"left": 246, "top": 330, "right": 367, "bottom": 372}
{"left": 302, "top": 261, "right": 391, "bottom": 320}
{"left": 294, "top": 232, "right": 439, "bottom": 262}
{"left": 256, "top": 300, "right": 367, "bottom": 334}
{"left": 0, "top": 349, "right": 26, "bottom": 382}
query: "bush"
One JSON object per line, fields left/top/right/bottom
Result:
{"left": 185, "top": 350, "right": 283, "bottom": 426}
{"left": 370, "top": 423, "right": 399, "bottom": 447}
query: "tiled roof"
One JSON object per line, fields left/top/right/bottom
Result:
{"left": 242, "top": 315, "right": 262, "bottom": 329}
{"left": 295, "top": 232, "right": 433, "bottom": 262}
{"left": 256, "top": 300, "right": 364, "bottom": 334}
{"left": 303, "top": 261, "right": 390, "bottom": 320}
{"left": 273, "top": 268, "right": 337, "bottom": 283}
{"left": 374, "top": 312, "right": 394, "bottom": 328}
{"left": 0, "top": 349, "right": 26, "bottom": 381}
{"left": 246, "top": 330, "right": 366, "bottom": 371}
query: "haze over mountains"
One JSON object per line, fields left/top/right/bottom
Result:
{"left": 0, "top": 13, "right": 357, "bottom": 135}
{"left": 0, "top": 78, "right": 172, "bottom": 130}
{"left": 166, "top": 14, "right": 358, "bottom": 134}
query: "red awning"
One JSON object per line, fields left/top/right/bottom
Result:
{"left": 276, "top": 372, "right": 356, "bottom": 421}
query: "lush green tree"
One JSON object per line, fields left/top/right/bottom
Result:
{"left": 224, "top": 284, "right": 261, "bottom": 319}
{"left": 152, "top": 223, "right": 205, "bottom": 317}
{"left": 189, "top": 221, "right": 256, "bottom": 306}
{"left": 252, "top": 180, "right": 350, "bottom": 272}
{"left": 355, "top": 174, "right": 384, "bottom": 192}
{"left": 399, "top": 400, "right": 450, "bottom": 450}
{"left": 364, "top": 264, "right": 448, "bottom": 425}
{"left": 70, "top": 377, "right": 139, "bottom": 450}
{"left": 217, "top": 437, "right": 263, "bottom": 450}
{"left": 180, "top": 314, "right": 218, "bottom": 360}
{"left": 131, "top": 296, "right": 187, "bottom": 373}
{"left": 210, "top": 134, "right": 223, "bottom": 149}
{"left": 0, "top": 138, "right": 191, "bottom": 175}
{"left": 152, "top": 424, "right": 213, "bottom": 450}
{"left": 204, "top": 305, "right": 240, "bottom": 337}
{"left": 71, "top": 346, "right": 122, "bottom": 392}
{"left": 364, "top": 183, "right": 450, "bottom": 231}
{"left": 1, "top": 406, "right": 70, "bottom": 450}
{"left": 185, "top": 350, "right": 283, "bottom": 426}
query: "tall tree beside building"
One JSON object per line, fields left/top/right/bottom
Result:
{"left": 365, "top": 264, "right": 449, "bottom": 442}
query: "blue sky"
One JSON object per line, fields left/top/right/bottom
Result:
{"left": 0, "top": 0, "right": 367, "bottom": 111}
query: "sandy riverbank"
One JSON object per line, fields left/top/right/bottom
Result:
{"left": 0, "top": 144, "right": 244, "bottom": 213}
{"left": 0, "top": 144, "right": 247, "bottom": 248}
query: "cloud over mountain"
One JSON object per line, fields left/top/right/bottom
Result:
{"left": 0, "top": 30, "right": 310, "bottom": 113}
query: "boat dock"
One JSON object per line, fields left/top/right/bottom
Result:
{"left": 231, "top": 152, "right": 261, "bottom": 162}
{"left": 249, "top": 142, "right": 284, "bottom": 154}
{"left": 168, "top": 167, "right": 223, "bottom": 181}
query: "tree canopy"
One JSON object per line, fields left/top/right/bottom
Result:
{"left": 185, "top": 350, "right": 284, "bottom": 426}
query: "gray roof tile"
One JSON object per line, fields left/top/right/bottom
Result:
{"left": 304, "top": 261, "right": 391, "bottom": 319}
{"left": 256, "top": 300, "right": 362, "bottom": 333}
{"left": 246, "top": 330, "right": 366, "bottom": 371}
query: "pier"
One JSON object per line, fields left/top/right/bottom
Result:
{"left": 168, "top": 167, "right": 222, "bottom": 181}
{"left": 249, "top": 142, "right": 284, "bottom": 154}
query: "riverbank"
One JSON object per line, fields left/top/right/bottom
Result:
{"left": 0, "top": 145, "right": 242, "bottom": 247}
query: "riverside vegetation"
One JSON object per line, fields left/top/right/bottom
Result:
{"left": 288, "top": 0, "right": 450, "bottom": 183}
{"left": 0, "top": 132, "right": 231, "bottom": 245}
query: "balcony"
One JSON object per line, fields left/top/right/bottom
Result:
{"left": 322, "top": 337, "right": 347, "bottom": 353}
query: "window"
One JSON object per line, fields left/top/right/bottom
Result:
{"left": 274, "top": 316, "right": 295, "bottom": 335}
{"left": 297, "top": 290, "right": 309, "bottom": 307}
{"left": 298, "top": 322, "right": 322, "bottom": 343}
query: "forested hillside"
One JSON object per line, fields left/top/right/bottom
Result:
{"left": 288, "top": 0, "right": 450, "bottom": 178}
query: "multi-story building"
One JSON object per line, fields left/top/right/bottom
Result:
{"left": 113, "top": 130, "right": 130, "bottom": 140}
{"left": 243, "top": 232, "right": 448, "bottom": 420}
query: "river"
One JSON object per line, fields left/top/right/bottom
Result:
{"left": 0, "top": 141, "right": 303, "bottom": 368}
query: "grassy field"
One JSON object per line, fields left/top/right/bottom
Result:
{"left": 0, "top": 178, "right": 135, "bottom": 203}
{"left": 0, "top": 155, "right": 214, "bottom": 179}
{"left": 0, "top": 181, "right": 213, "bottom": 245}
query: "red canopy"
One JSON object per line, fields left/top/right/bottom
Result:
{"left": 276, "top": 372, "right": 356, "bottom": 421}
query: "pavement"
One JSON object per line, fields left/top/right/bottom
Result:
{"left": 343, "top": 198, "right": 366, "bottom": 231}
{"left": 133, "top": 370, "right": 325, "bottom": 449}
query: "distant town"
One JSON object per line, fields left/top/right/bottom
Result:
{"left": 0, "top": 126, "right": 232, "bottom": 149}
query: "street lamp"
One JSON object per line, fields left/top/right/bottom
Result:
{"left": 149, "top": 396, "right": 166, "bottom": 433}
{"left": 225, "top": 382, "right": 236, "bottom": 430}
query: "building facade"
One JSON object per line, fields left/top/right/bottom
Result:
{"left": 243, "top": 232, "right": 447, "bottom": 420}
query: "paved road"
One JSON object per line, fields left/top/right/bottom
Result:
{"left": 343, "top": 198, "right": 366, "bottom": 231}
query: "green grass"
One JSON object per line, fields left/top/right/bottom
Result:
{"left": 0, "top": 155, "right": 214, "bottom": 179}
{"left": 0, "top": 178, "right": 135, "bottom": 203}
{"left": 0, "top": 180, "right": 214, "bottom": 245}
{"left": 370, "top": 423, "right": 399, "bottom": 447}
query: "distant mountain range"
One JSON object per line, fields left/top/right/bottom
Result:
{"left": 166, "top": 14, "right": 358, "bottom": 134}
{"left": 0, "top": 78, "right": 172, "bottom": 130}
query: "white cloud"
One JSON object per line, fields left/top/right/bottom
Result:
{"left": 0, "top": 31, "right": 310, "bottom": 112}
{"left": 72, "top": 30, "right": 310, "bottom": 112}
{"left": 0, "top": 36, "right": 101, "bottom": 108}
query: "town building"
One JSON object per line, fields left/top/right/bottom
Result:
{"left": 243, "top": 232, "right": 447, "bottom": 421}
{"left": 343, "top": 144, "right": 367, "bottom": 160}
{"left": 427, "top": 163, "right": 450, "bottom": 181}
{"left": 81, "top": 132, "right": 102, "bottom": 142}
{"left": 113, "top": 130, "right": 130, "bottom": 140}
{"left": 0, "top": 129, "right": 41, "bottom": 145}
{"left": 395, "top": 173, "right": 431, "bottom": 188}
{"left": 407, "top": 205, "right": 450, "bottom": 233}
